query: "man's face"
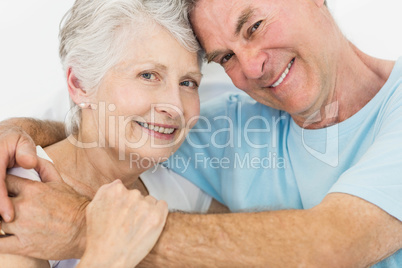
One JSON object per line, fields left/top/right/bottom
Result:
{"left": 191, "top": 0, "right": 336, "bottom": 118}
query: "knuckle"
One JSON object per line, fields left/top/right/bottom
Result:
{"left": 145, "top": 195, "right": 157, "bottom": 203}
{"left": 147, "top": 207, "right": 168, "bottom": 227}
{"left": 98, "top": 181, "right": 123, "bottom": 195}
{"left": 97, "top": 184, "right": 110, "bottom": 195}
{"left": 86, "top": 201, "right": 95, "bottom": 212}
{"left": 18, "top": 133, "right": 35, "bottom": 147}
{"left": 158, "top": 200, "right": 168, "bottom": 209}
{"left": 131, "top": 189, "right": 142, "bottom": 198}
{"left": 147, "top": 212, "right": 165, "bottom": 227}
{"left": 110, "top": 180, "right": 125, "bottom": 193}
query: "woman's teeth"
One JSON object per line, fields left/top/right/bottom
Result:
{"left": 270, "top": 59, "right": 295, "bottom": 88}
{"left": 137, "top": 122, "right": 175, "bottom": 134}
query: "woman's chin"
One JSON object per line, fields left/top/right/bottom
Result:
{"left": 121, "top": 147, "right": 175, "bottom": 169}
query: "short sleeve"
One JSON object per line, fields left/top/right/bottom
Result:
{"left": 329, "top": 83, "right": 402, "bottom": 221}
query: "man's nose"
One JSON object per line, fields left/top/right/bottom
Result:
{"left": 238, "top": 49, "right": 266, "bottom": 80}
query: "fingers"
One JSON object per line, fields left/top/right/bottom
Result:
{"left": 83, "top": 180, "right": 169, "bottom": 267}
{"left": 5, "top": 175, "right": 35, "bottom": 197}
{"left": 0, "top": 216, "right": 13, "bottom": 236}
{"left": 0, "top": 128, "right": 37, "bottom": 222}
{"left": 145, "top": 194, "right": 158, "bottom": 204}
{"left": 0, "top": 217, "right": 6, "bottom": 236}
{"left": 34, "top": 158, "right": 63, "bottom": 183}
{"left": 0, "top": 235, "right": 22, "bottom": 255}
{"left": 156, "top": 199, "right": 168, "bottom": 216}
{"left": 90, "top": 179, "right": 124, "bottom": 203}
{"left": 0, "top": 180, "right": 13, "bottom": 222}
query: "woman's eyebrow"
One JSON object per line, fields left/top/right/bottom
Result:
{"left": 184, "top": 71, "right": 203, "bottom": 80}
{"left": 235, "top": 7, "right": 255, "bottom": 36}
{"left": 151, "top": 63, "right": 168, "bottom": 71}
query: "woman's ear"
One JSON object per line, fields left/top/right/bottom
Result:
{"left": 67, "top": 67, "right": 89, "bottom": 107}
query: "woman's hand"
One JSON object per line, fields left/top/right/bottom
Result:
{"left": 79, "top": 180, "right": 168, "bottom": 268}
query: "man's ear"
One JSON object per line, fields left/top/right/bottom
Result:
{"left": 67, "top": 67, "right": 88, "bottom": 105}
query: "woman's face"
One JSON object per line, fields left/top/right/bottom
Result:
{"left": 83, "top": 23, "right": 201, "bottom": 165}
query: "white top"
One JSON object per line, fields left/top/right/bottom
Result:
{"left": 7, "top": 146, "right": 212, "bottom": 268}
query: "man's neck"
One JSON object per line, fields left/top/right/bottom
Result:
{"left": 292, "top": 43, "right": 394, "bottom": 129}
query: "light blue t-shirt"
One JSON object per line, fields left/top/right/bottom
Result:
{"left": 165, "top": 58, "right": 402, "bottom": 267}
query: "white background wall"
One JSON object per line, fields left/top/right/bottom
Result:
{"left": 0, "top": 0, "right": 401, "bottom": 122}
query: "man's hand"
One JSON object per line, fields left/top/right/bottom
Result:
{"left": 0, "top": 122, "right": 38, "bottom": 222}
{"left": 79, "top": 180, "right": 168, "bottom": 268}
{"left": 0, "top": 158, "right": 89, "bottom": 260}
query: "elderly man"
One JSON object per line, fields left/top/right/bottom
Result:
{"left": 0, "top": 0, "right": 401, "bottom": 267}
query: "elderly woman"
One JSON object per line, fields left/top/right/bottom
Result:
{"left": 0, "top": 0, "right": 224, "bottom": 267}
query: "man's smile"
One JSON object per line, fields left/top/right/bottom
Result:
{"left": 269, "top": 58, "right": 295, "bottom": 88}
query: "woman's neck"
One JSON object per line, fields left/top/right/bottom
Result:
{"left": 44, "top": 137, "right": 149, "bottom": 199}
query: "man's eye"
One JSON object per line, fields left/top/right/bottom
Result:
{"left": 180, "top": 80, "right": 198, "bottom": 89}
{"left": 250, "top": 20, "right": 262, "bottom": 34}
{"left": 221, "top": 53, "right": 234, "bottom": 64}
{"left": 141, "top": 73, "right": 156, "bottom": 80}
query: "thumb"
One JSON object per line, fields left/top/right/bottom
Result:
{"left": 34, "top": 157, "right": 63, "bottom": 183}
{"left": 0, "top": 133, "right": 36, "bottom": 222}
{"left": 15, "top": 137, "right": 38, "bottom": 170}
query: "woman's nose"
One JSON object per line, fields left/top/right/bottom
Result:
{"left": 154, "top": 86, "right": 184, "bottom": 120}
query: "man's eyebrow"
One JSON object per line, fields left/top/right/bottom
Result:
{"left": 235, "top": 7, "right": 255, "bottom": 36}
{"left": 204, "top": 7, "right": 255, "bottom": 63}
{"left": 205, "top": 50, "right": 225, "bottom": 63}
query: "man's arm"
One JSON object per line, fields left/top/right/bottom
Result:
{"left": 0, "top": 117, "right": 66, "bottom": 221}
{"left": 140, "top": 193, "right": 402, "bottom": 267}
{"left": 0, "top": 176, "right": 400, "bottom": 267}
{"left": 0, "top": 117, "right": 66, "bottom": 147}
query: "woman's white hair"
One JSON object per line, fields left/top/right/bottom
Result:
{"left": 60, "top": 0, "right": 203, "bottom": 134}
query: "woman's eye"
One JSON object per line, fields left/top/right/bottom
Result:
{"left": 250, "top": 20, "right": 262, "bottom": 34}
{"left": 141, "top": 73, "right": 156, "bottom": 80}
{"left": 221, "top": 53, "right": 234, "bottom": 64}
{"left": 180, "top": 80, "right": 198, "bottom": 88}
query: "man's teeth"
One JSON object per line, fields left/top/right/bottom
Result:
{"left": 270, "top": 59, "right": 295, "bottom": 88}
{"left": 137, "top": 122, "right": 175, "bottom": 134}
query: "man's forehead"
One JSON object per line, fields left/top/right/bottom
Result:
{"left": 191, "top": 0, "right": 241, "bottom": 34}
{"left": 191, "top": 0, "right": 259, "bottom": 31}
{"left": 190, "top": 0, "right": 256, "bottom": 55}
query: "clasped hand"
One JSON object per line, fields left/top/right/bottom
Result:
{"left": 0, "top": 123, "right": 169, "bottom": 265}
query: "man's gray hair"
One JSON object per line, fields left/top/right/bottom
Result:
{"left": 60, "top": 0, "right": 203, "bottom": 134}
{"left": 185, "top": 0, "right": 328, "bottom": 13}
